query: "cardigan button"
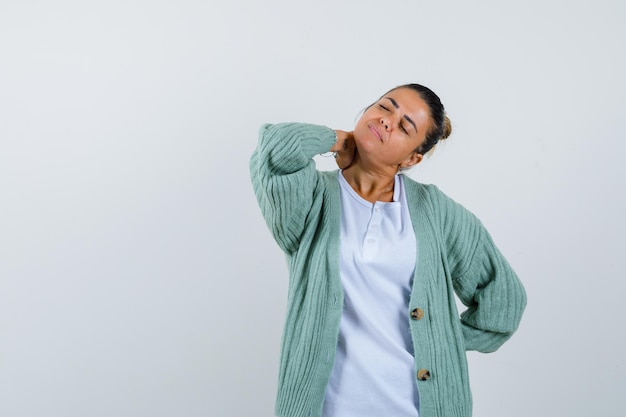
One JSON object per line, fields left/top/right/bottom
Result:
{"left": 417, "top": 369, "right": 431, "bottom": 381}
{"left": 410, "top": 308, "right": 424, "bottom": 320}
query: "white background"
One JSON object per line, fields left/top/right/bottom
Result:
{"left": 1, "top": 1, "right": 625, "bottom": 416}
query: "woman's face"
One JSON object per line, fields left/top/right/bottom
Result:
{"left": 353, "top": 87, "right": 432, "bottom": 170}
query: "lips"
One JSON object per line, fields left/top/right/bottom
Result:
{"left": 368, "top": 124, "right": 383, "bottom": 142}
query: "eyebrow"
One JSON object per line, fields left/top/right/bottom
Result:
{"left": 385, "top": 97, "right": 418, "bottom": 133}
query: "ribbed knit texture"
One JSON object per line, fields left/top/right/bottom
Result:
{"left": 250, "top": 123, "right": 527, "bottom": 417}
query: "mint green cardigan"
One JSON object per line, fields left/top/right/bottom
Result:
{"left": 250, "top": 123, "right": 526, "bottom": 417}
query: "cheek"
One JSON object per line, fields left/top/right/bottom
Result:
{"left": 407, "top": 129, "right": 427, "bottom": 152}
{"left": 411, "top": 137, "right": 425, "bottom": 152}
{"left": 353, "top": 126, "right": 381, "bottom": 154}
{"left": 392, "top": 136, "right": 422, "bottom": 161}
{"left": 353, "top": 121, "right": 372, "bottom": 143}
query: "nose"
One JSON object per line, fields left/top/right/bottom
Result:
{"left": 380, "top": 117, "right": 390, "bottom": 131}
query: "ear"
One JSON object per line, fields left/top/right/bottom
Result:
{"left": 400, "top": 152, "right": 423, "bottom": 169}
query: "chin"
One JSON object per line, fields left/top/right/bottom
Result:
{"left": 356, "top": 139, "right": 379, "bottom": 158}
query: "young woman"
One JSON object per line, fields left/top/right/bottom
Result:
{"left": 250, "top": 83, "right": 526, "bottom": 417}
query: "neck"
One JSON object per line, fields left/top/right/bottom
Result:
{"left": 342, "top": 163, "right": 398, "bottom": 203}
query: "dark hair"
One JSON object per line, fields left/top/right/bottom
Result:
{"left": 387, "top": 83, "right": 452, "bottom": 154}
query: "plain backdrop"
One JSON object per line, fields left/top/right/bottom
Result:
{"left": 1, "top": 1, "right": 625, "bottom": 416}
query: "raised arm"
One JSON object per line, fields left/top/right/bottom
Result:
{"left": 249, "top": 123, "right": 337, "bottom": 253}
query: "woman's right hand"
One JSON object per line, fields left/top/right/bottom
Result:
{"left": 331, "top": 130, "right": 356, "bottom": 169}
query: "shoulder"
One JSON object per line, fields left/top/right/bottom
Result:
{"left": 320, "top": 169, "right": 339, "bottom": 181}
{"left": 402, "top": 175, "right": 481, "bottom": 228}
{"left": 402, "top": 175, "right": 452, "bottom": 208}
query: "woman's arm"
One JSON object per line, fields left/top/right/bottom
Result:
{"left": 434, "top": 189, "right": 527, "bottom": 353}
{"left": 249, "top": 123, "right": 337, "bottom": 253}
{"left": 453, "top": 228, "right": 527, "bottom": 353}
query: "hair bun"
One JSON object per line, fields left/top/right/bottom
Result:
{"left": 440, "top": 114, "right": 452, "bottom": 141}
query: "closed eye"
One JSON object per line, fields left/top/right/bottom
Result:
{"left": 379, "top": 104, "right": 390, "bottom": 111}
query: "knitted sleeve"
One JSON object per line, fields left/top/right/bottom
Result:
{"left": 249, "top": 123, "right": 337, "bottom": 253}
{"left": 433, "top": 187, "right": 527, "bottom": 353}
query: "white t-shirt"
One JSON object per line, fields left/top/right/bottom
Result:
{"left": 322, "top": 171, "right": 419, "bottom": 417}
